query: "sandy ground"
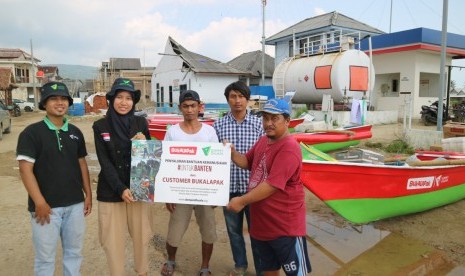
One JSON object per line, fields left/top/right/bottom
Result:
{"left": 1, "top": 111, "right": 465, "bottom": 275}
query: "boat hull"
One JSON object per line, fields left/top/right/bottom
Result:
{"left": 289, "top": 118, "right": 304, "bottom": 128}
{"left": 311, "top": 139, "right": 360, "bottom": 152}
{"left": 148, "top": 127, "right": 167, "bottom": 140}
{"left": 415, "top": 150, "right": 465, "bottom": 161}
{"left": 292, "top": 125, "right": 372, "bottom": 144}
{"left": 147, "top": 115, "right": 215, "bottom": 140}
{"left": 301, "top": 161, "right": 465, "bottom": 223}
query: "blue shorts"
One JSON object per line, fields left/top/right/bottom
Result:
{"left": 251, "top": 236, "right": 311, "bottom": 275}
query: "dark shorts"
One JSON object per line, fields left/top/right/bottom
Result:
{"left": 251, "top": 236, "right": 311, "bottom": 275}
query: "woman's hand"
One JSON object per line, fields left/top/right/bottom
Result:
{"left": 121, "top": 189, "right": 134, "bottom": 203}
{"left": 131, "top": 132, "right": 146, "bottom": 140}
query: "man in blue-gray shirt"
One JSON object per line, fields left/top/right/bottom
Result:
{"left": 213, "top": 81, "right": 264, "bottom": 276}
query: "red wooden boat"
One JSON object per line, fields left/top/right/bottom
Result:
{"left": 292, "top": 125, "right": 372, "bottom": 144}
{"left": 289, "top": 118, "right": 304, "bottom": 128}
{"left": 148, "top": 114, "right": 304, "bottom": 140}
{"left": 300, "top": 159, "right": 465, "bottom": 224}
{"left": 148, "top": 125, "right": 169, "bottom": 141}
{"left": 147, "top": 114, "right": 184, "bottom": 124}
{"left": 415, "top": 150, "right": 465, "bottom": 161}
{"left": 147, "top": 114, "right": 215, "bottom": 140}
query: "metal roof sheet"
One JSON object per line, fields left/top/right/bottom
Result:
{"left": 168, "top": 37, "right": 246, "bottom": 74}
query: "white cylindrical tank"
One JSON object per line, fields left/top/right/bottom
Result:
{"left": 273, "top": 49, "right": 375, "bottom": 104}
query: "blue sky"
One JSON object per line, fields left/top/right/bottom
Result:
{"left": 1, "top": 0, "right": 464, "bottom": 84}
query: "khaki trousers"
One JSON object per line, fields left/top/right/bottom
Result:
{"left": 98, "top": 201, "right": 152, "bottom": 276}
{"left": 167, "top": 204, "right": 217, "bottom": 247}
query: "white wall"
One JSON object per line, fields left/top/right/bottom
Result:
{"left": 1, "top": 64, "right": 33, "bottom": 101}
{"left": 275, "top": 41, "right": 290, "bottom": 66}
{"left": 371, "top": 50, "right": 453, "bottom": 119}
{"left": 152, "top": 53, "right": 239, "bottom": 105}
{"left": 305, "top": 110, "right": 398, "bottom": 126}
{"left": 187, "top": 74, "right": 239, "bottom": 104}
{"left": 11, "top": 87, "right": 29, "bottom": 101}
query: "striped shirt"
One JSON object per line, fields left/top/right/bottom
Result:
{"left": 213, "top": 111, "right": 265, "bottom": 193}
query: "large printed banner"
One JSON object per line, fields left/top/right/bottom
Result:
{"left": 155, "top": 141, "right": 231, "bottom": 206}
{"left": 130, "top": 140, "right": 163, "bottom": 202}
{"left": 130, "top": 140, "right": 231, "bottom": 206}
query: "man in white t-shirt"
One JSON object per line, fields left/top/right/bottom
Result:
{"left": 161, "top": 90, "right": 219, "bottom": 276}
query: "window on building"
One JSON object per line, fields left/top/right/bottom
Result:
{"left": 419, "top": 72, "right": 441, "bottom": 97}
{"left": 169, "top": 86, "right": 173, "bottom": 107}
{"left": 377, "top": 73, "right": 400, "bottom": 97}
{"left": 156, "top": 83, "right": 160, "bottom": 107}
{"left": 160, "top": 87, "right": 164, "bottom": 106}
{"left": 392, "top": 79, "right": 398, "bottom": 93}
{"left": 15, "top": 67, "right": 29, "bottom": 83}
{"left": 180, "top": 84, "right": 187, "bottom": 92}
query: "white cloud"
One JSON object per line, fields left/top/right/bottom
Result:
{"left": 314, "top": 7, "right": 326, "bottom": 16}
{"left": 122, "top": 13, "right": 183, "bottom": 66}
{"left": 185, "top": 17, "right": 262, "bottom": 62}
{"left": 2, "top": 0, "right": 274, "bottom": 66}
{"left": 3, "top": 0, "right": 463, "bottom": 70}
{"left": 163, "top": 16, "right": 286, "bottom": 64}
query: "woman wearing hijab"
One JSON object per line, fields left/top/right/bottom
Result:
{"left": 93, "top": 78, "right": 152, "bottom": 276}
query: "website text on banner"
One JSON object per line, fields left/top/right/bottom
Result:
{"left": 155, "top": 141, "right": 231, "bottom": 206}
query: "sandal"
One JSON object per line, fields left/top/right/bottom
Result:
{"left": 161, "top": 260, "right": 176, "bottom": 276}
{"left": 229, "top": 267, "right": 247, "bottom": 276}
{"left": 199, "top": 268, "right": 211, "bottom": 276}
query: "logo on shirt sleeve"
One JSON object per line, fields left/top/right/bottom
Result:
{"left": 101, "top": 132, "right": 110, "bottom": 141}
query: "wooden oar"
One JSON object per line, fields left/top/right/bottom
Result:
{"left": 407, "top": 159, "right": 465, "bottom": 167}
{"left": 300, "top": 142, "right": 337, "bottom": 162}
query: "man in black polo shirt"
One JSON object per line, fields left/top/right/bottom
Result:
{"left": 16, "top": 81, "right": 92, "bottom": 275}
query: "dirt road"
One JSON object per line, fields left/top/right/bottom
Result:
{"left": 1, "top": 111, "right": 464, "bottom": 275}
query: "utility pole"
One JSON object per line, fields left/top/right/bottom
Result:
{"left": 389, "top": 0, "right": 393, "bottom": 33}
{"left": 437, "top": 0, "right": 448, "bottom": 131}
{"left": 30, "top": 39, "right": 38, "bottom": 110}
{"left": 261, "top": 0, "right": 266, "bottom": 86}
{"left": 143, "top": 48, "right": 146, "bottom": 103}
